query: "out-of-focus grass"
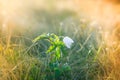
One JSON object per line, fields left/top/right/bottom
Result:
{"left": 0, "top": 44, "right": 44, "bottom": 80}
{"left": 97, "top": 33, "right": 120, "bottom": 80}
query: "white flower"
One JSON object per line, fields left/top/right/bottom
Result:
{"left": 63, "top": 36, "right": 74, "bottom": 48}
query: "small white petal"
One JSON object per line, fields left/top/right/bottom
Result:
{"left": 47, "top": 33, "right": 50, "bottom": 36}
{"left": 63, "top": 36, "right": 74, "bottom": 48}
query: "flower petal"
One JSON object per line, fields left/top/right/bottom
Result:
{"left": 63, "top": 36, "right": 74, "bottom": 48}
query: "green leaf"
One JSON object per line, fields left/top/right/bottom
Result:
{"left": 46, "top": 45, "right": 56, "bottom": 53}
{"left": 32, "top": 33, "right": 49, "bottom": 43}
{"left": 56, "top": 47, "right": 61, "bottom": 59}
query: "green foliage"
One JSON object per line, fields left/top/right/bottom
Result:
{"left": 33, "top": 33, "right": 73, "bottom": 80}
{"left": 33, "top": 33, "right": 64, "bottom": 61}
